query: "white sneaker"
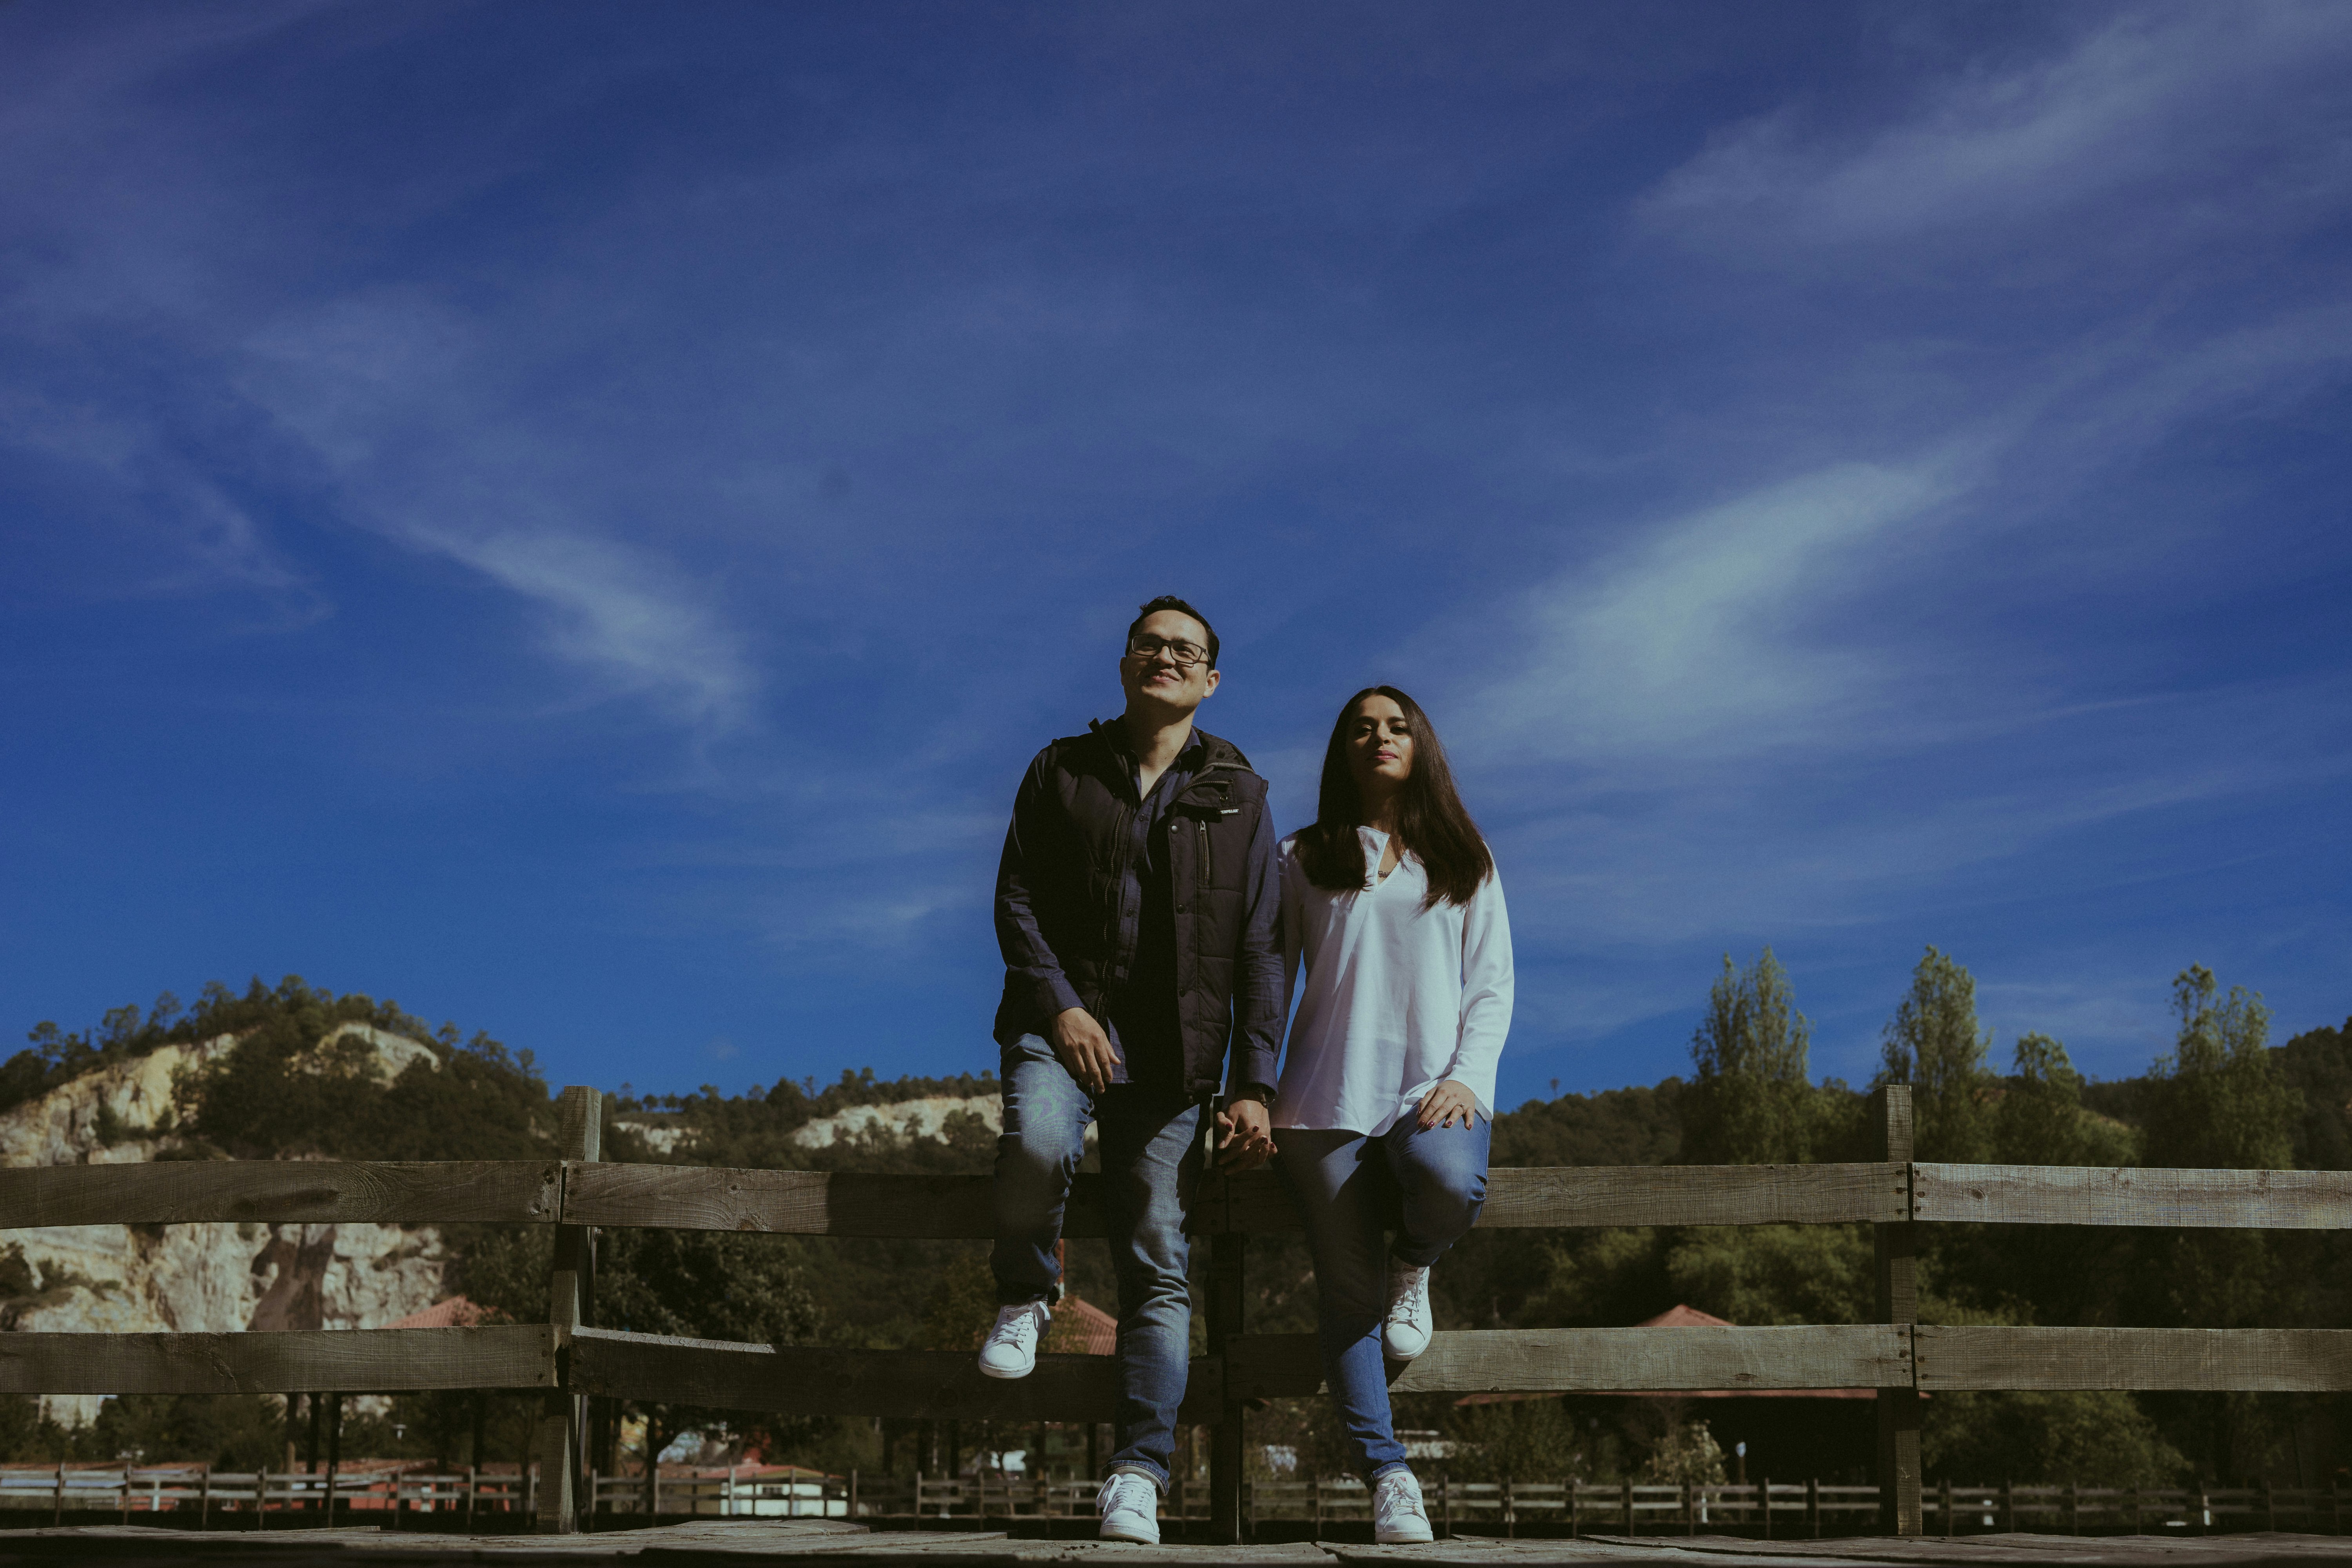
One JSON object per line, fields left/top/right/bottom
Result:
{"left": 1096, "top": 1470, "right": 1161, "bottom": 1544}
{"left": 1374, "top": 1469, "right": 1434, "bottom": 1543}
{"left": 977, "top": 1301, "right": 1049, "bottom": 1379}
{"left": 1382, "top": 1259, "right": 1433, "bottom": 1360}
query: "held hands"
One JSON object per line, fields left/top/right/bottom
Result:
{"left": 1416, "top": 1079, "right": 1479, "bottom": 1131}
{"left": 1050, "top": 1006, "right": 1120, "bottom": 1095}
{"left": 1217, "top": 1098, "right": 1276, "bottom": 1172}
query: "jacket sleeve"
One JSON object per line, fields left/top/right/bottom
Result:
{"left": 1446, "top": 867, "right": 1515, "bottom": 1120}
{"left": 995, "top": 749, "right": 1085, "bottom": 1026}
{"left": 1224, "top": 796, "right": 1286, "bottom": 1098}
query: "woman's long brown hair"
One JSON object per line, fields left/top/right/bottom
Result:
{"left": 1293, "top": 685, "right": 1494, "bottom": 908}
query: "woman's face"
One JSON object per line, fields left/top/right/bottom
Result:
{"left": 1345, "top": 694, "right": 1414, "bottom": 795}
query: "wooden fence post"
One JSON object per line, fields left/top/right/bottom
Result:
{"left": 1871, "top": 1083, "right": 1923, "bottom": 1537}
{"left": 1760, "top": 1477, "right": 1771, "bottom": 1540}
{"left": 1205, "top": 1144, "right": 1247, "bottom": 1544}
{"left": 534, "top": 1085, "right": 601, "bottom": 1534}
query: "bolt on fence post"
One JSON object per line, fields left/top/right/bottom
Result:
{"left": 1870, "top": 1083, "right": 1923, "bottom": 1537}
{"left": 534, "top": 1085, "right": 601, "bottom": 1534}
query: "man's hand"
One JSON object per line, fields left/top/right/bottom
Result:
{"left": 1416, "top": 1079, "right": 1479, "bottom": 1131}
{"left": 1050, "top": 1007, "right": 1120, "bottom": 1095}
{"left": 1216, "top": 1097, "right": 1276, "bottom": 1171}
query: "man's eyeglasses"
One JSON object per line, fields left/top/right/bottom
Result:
{"left": 1126, "top": 633, "right": 1210, "bottom": 668}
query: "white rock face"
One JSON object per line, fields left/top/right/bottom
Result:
{"left": 0, "top": 1033, "right": 237, "bottom": 1167}
{"left": 0, "top": 1029, "right": 455, "bottom": 1428}
{"left": 298, "top": 1023, "right": 442, "bottom": 1085}
{"left": 611, "top": 1119, "right": 694, "bottom": 1155}
{"left": 791, "top": 1094, "right": 1003, "bottom": 1149}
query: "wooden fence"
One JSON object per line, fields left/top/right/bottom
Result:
{"left": 13, "top": 1465, "right": 2347, "bottom": 1542}
{"left": 6, "top": 1083, "right": 2352, "bottom": 1541}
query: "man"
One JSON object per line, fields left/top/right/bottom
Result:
{"left": 978, "top": 595, "right": 1282, "bottom": 1545}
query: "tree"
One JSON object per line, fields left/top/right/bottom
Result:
{"left": 1663, "top": 1225, "right": 1875, "bottom": 1327}
{"left": 1878, "top": 947, "right": 1993, "bottom": 1163}
{"left": 1448, "top": 1397, "right": 1586, "bottom": 1484}
{"left": 1682, "top": 950, "right": 1818, "bottom": 1165}
{"left": 2142, "top": 966, "right": 2297, "bottom": 1172}
{"left": 1924, "top": 1390, "right": 2186, "bottom": 1486}
{"left": 1642, "top": 1420, "right": 1727, "bottom": 1486}
{"left": 1995, "top": 1034, "right": 2135, "bottom": 1167}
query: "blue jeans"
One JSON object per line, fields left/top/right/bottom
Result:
{"left": 991, "top": 1034, "right": 1201, "bottom": 1490}
{"left": 1275, "top": 1116, "right": 1490, "bottom": 1479}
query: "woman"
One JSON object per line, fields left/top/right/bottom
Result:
{"left": 1272, "top": 685, "right": 1513, "bottom": 1544}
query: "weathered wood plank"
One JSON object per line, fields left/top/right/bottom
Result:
{"left": 558, "top": 1165, "right": 1111, "bottom": 1238}
{"left": 567, "top": 1327, "right": 1223, "bottom": 1421}
{"left": 0, "top": 1327, "right": 557, "bottom": 1394}
{"left": 1914, "top": 1326, "right": 2352, "bottom": 1391}
{"left": 565, "top": 1163, "right": 1906, "bottom": 1237}
{"left": 1225, "top": 1325, "right": 1913, "bottom": 1400}
{"left": 1913, "top": 1163, "right": 2352, "bottom": 1229}
{"left": 0, "top": 1160, "right": 560, "bottom": 1229}
{"left": 1221, "top": 1163, "right": 1907, "bottom": 1232}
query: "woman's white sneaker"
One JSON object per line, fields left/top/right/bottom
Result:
{"left": 1382, "top": 1260, "right": 1433, "bottom": 1360}
{"left": 1096, "top": 1470, "right": 1161, "bottom": 1544}
{"left": 1373, "top": 1468, "right": 1435, "bottom": 1543}
{"left": 977, "top": 1301, "right": 1049, "bottom": 1379}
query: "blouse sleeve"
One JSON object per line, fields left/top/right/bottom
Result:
{"left": 1447, "top": 867, "right": 1515, "bottom": 1118}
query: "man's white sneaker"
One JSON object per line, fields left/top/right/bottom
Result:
{"left": 1096, "top": 1470, "right": 1161, "bottom": 1544}
{"left": 1374, "top": 1468, "right": 1435, "bottom": 1543}
{"left": 977, "top": 1301, "right": 1049, "bottom": 1379}
{"left": 1382, "top": 1259, "right": 1433, "bottom": 1360}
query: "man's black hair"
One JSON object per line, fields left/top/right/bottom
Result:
{"left": 1126, "top": 595, "right": 1219, "bottom": 670}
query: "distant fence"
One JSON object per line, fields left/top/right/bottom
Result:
{"left": 7, "top": 1083, "right": 2352, "bottom": 1540}
{"left": 8, "top": 1464, "right": 2345, "bottom": 1541}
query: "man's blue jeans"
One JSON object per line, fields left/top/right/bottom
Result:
{"left": 991, "top": 1034, "right": 1201, "bottom": 1490}
{"left": 1275, "top": 1117, "right": 1490, "bottom": 1479}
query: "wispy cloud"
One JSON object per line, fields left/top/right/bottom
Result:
{"left": 416, "top": 526, "right": 757, "bottom": 733}
{"left": 234, "top": 292, "right": 761, "bottom": 735}
{"left": 1641, "top": 1, "right": 2352, "bottom": 252}
{"left": 1468, "top": 459, "right": 1961, "bottom": 762}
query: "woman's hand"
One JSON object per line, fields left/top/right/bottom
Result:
{"left": 1416, "top": 1079, "right": 1479, "bottom": 1130}
{"left": 1216, "top": 1099, "right": 1276, "bottom": 1172}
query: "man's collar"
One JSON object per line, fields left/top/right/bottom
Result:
{"left": 1094, "top": 716, "right": 1208, "bottom": 764}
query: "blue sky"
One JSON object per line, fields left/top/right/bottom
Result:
{"left": 4, "top": 1, "right": 2348, "bottom": 1109}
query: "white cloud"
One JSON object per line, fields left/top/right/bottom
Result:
{"left": 234, "top": 292, "right": 761, "bottom": 733}
{"left": 1470, "top": 459, "right": 1958, "bottom": 761}
{"left": 1641, "top": 1, "right": 2352, "bottom": 249}
{"left": 414, "top": 526, "right": 757, "bottom": 733}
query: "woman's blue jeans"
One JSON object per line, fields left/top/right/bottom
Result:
{"left": 1275, "top": 1116, "right": 1490, "bottom": 1479}
{"left": 991, "top": 1034, "right": 1201, "bottom": 1490}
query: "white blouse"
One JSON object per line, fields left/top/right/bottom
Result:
{"left": 1273, "top": 826, "right": 1515, "bottom": 1136}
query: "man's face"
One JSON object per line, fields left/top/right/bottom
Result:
{"left": 1120, "top": 609, "right": 1220, "bottom": 715}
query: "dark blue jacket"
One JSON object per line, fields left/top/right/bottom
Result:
{"left": 993, "top": 720, "right": 1282, "bottom": 1099}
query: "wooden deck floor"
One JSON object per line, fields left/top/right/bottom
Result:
{"left": 7, "top": 1522, "right": 2352, "bottom": 1567}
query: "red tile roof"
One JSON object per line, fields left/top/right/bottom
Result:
{"left": 382, "top": 1296, "right": 488, "bottom": 1330}
{"left": 1053, "top": 1295, "right": 1118, "bottom": 1356}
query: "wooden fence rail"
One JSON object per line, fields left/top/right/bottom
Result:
{"left": 10, "top": 1083, "right": 2352, "bottom": 1542}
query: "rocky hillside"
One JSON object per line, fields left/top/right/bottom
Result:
{"left": 616, "top": 1093, "right": 1007, "bottom": 1156}
{"left": 0, "top": 1024, "right": 457, "bottom": 1427}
